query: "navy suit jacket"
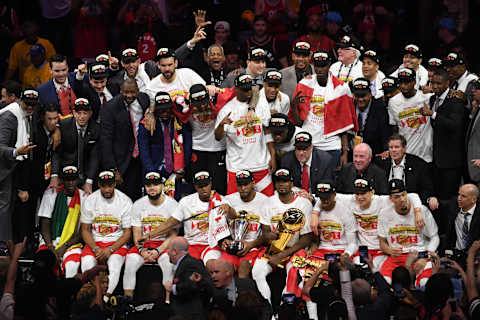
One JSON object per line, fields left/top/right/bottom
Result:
{"left": 358, "top": 98, "right": 392, "bottom": 156}
{"left": 38, "top": 72, "right": 77, "bottom": 114}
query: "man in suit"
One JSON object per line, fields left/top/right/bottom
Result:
{"left": 280, "top": 131, "right": 335, "bottom": 196}
{"left": 280, "top": 41, "right": 314, "bottom": 100}
{"left": 51, "top": 98, "right": 100, "bottom": 195}
{"left": 445, "top": 184, "right": 480, "bottom": 252}
{"left": 420, "top": 67, "right": 466, "bottom": 200}
{"left": 376, "top": 134, "right": 437, "bottom": 209}
{"left": 0, "top": 86, "right": 38, "bottom": 241}
{"left": 100, "top": 79, "right": 150, "bottom": 201}
{"left": 210, "top": 258, "right": 272, "bottom": 320}
{"left": 75, "top": 62, "right": 120, "bottom": 121}
{"left": 466, "top": 79, "right": 480, "bottom": 185}
{"left": 350, "top": 78, "right": 392, "bottom": 156}
{"left": 37, "top": 54, "right": 78, "bottom": 117}
{"left": 108, "top": 48, "right": 150, "bottom": 93}
{"left": 337, "top": 143, "right": 388, "bottom": 194}
{"left": 165, "top": 236, "right": 214, "bottom": 320}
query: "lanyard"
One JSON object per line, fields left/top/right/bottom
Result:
{"left": 210, "top": 68, "right": 224, "bottom": 87}
{"left": 337, "top": 59, "right": 358, "bottom": 81}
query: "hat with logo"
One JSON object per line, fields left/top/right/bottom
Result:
{"left": 403, "top": 44, "right": 422, "bottom": 58}
{"left": 29, "top": 43, "right": 45, "bottom": 56}
{"left": 273, "top": 168, "right": 293, "bottom": 182}
{"left": 293, "top": 41, "right": 311, "bottom": 55}
{"left": 443, "top": 52, "right": 465, "bottom": 66}
{"left": 214, "top": 21, "right": 230, "bottom": 32}
{"left": 427, "top": 57, "right": 443, "bottom": 69}
{"left": 381, "top": 77, "right": 399, "bottom": 93}
{"left": 193, "top": 171, "right": 212, "bottom": 186}
{"left": 316, "top": 180, "right": 336, "bottom": 198}
{"left": 397, "top": 67, "right": 416, "bottom": 82}
{"left": 98, "top": 170, "right": 115, "bottom": 183}
{"left": 294, "top": 131, "right": 312, "bottom": 147}
{"left": 154, "top": 92, "right": 172, "bottom": 110}
{"left": 353, "top": 178, "right": 372, "bottom": 193}
{"left": 236, "top": 170, "right": 254, "bottom": 184}
{"left": 264, "top": 69, "right": 282, "bottom": 85}
{"left": 350, "top": 78, "right": 371, "bottom": 96}
{"left": 74, "top": 98, "right": 91, "bottom": 111}
{"left": 248, "top": 48, "right": 266, "bottom": 61}
{"left": 234, "top": 74, "right": 253, "bottom": 90}
{"left": 389, "top": 179, "right": 406, "bottom": 194}
{"left": 155, "top": 47, "right": 175, "bottom": 61}
{"left": 312, "top": 50, "right": 333, "bottom": 66}
{"left": 144, "top": 171, "right": 165, "bottom": 184}
{"left": 96, "top": 54, "right": 109, "bottom": 66}
{"left": 22, "top": 89, "right": 39, "bottom": 104}
{"left": 189, "top": 84, "right": 209, "bottom": 106}
{"left": 269, "top": 113, "right": 290, "bottom": 132}
{"left": 336, "top": 34, "right": 361, "bottom": 50}
{"left": 121, "top": 48, "right": 139, "bottom": 63}
{"left": 89, "top": 63, "right": 108, "bottom": 79}
{"left": 362, "top": 50, "right": 380, "bottom": 65}
{"left": 61, "top": 166, "right": 79, "bottom": 179}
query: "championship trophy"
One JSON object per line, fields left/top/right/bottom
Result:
{"left": 262, "top": 208, "right": 305, "bottom": 267}
{"left": 227, "top": 210, "right": 250, "bottom": 255}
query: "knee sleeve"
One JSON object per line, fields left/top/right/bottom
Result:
{"left": 81, "top": 255, "right": 97, "bottom": 273}
{"left": 252, "top": 259, "right": 272, "bottom": 302}
{"left": 123, "top": 253, "right": 144, "bottom": 291}
{"left": 106, "top": 254, "right": 125, "bottom": 294}
{"left": 306, "top": 301, "right": 318, "bottom": 320}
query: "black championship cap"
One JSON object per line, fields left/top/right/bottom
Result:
{"left": 154, "top": 92, "right": 172, "bottom": 110}
{"left": 189, "top": 84, "right": 209, "bottom": 106}
{"left": 89, "top": 63, "right": 108, "bottom": 79}
{"left": 316, "top": 180, "right": 336, "bottom": 199}
{"left": 155, "top": 47, "right": 175, "bottom": 61}
{"left": 236, "top": 170, "right": 254, "bottom": 184}
{"left": 121, "top": 48, "right": 139, "bottom": 63}
{"left": 293, "top": 41, "right": 311, "bottom": 55}
{"left": 74, "top": 98, "right": 91, "bottom": 111}
{"left": 61, "top": 166, "right": 78, "bottom": 179}
{"left": 427, "top": 58, "right": 443, "bottom": 69}
{"left": 397, "top": 67, "right": 416, "bottom": 82}
{"left": 443, "top": 52, "right": 465, "bottom": 66}
{"left": 269, "top": 113, "right": 290, "bottom": 132}
{"left": 350, "top": 78, "right": 371, "bottom": 96}
{"left": 234, "top": 74, "right": 253, "bottom": 90}
{"left": 193, "top": 171, "right": 212, "bottom": 186}
{"left": 312, "top": 50, "right": 333, "bottom": 66}
{"left": 353, "top": 178, "right": 372, "bottom": 193}
{"left": 389, "top": 179, "right": 406, "bottom": 194}
{"left": 294, "top": 131, "right": 312, "bottom": 148}
{"left": 336, "top": 34, "right": 361, "bottom": 50}
{"left": 95, "top": 54, "right": 109, "bottom": 66}
{"left": 248, "top": 48, "right": 266, "bottom": 61}
{"left": 273, "top": 168, "right": 293, "bottom": 182}
{"left": 381, "top": 77, "right": 399, "bottom": 93}
{"left": 22, "top": 89, "right": 39, "bottom": 104}
{"left": 362, "top": 50, "right": 380, "bottom": 65}
{"left": 403, "top": 44, "right": 422, "bottom": 58}
{"left": 264, "top": 69, "right": 282, "bottom": 85}
{"left": 98, "top": 170, "right": 115, "bottom": 183}
{"left": 144, "top": 171, "right": 165, "bottom": 184}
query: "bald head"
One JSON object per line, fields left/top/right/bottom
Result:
{"left": 210, "top": 258, "right": 234, "bottom": 288}
{"left": 458, "top": 184, "right": 479, "bottom": 211}
{"left": 462, "top": 184, "right": 479, "bottom": 198}
{"left": 351, "top": 278, "right": 372, "bottom": 305}
{"left": 353, "top": 143, "right": 372, "bottom": 172}
{"left": 167, "top": 236, "right": 189, "bottom": 264}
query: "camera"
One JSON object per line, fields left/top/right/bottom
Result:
{"left": 324, "top": 253, "right": 340, "bottom": 262}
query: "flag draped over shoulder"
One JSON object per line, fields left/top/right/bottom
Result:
{"left": 289, "top": 72, "right": 358, "bottom": 137}
{"left": 212, "top": 87, "right": 237, "bottom": 115}
{"left": 207, "top": 192, "right": 230, "bottom": 248}
{"left": 51, "top": 186, "right": 81, "bottom": 250}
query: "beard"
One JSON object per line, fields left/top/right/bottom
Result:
{"left": 148, "top": 193, "right": 161, "bottom": 200}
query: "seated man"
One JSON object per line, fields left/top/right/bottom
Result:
{"left": 378, "top": 179, "right": 439, "bottom": 283}
{"left": 37, "top": 166, "right": 88, "bottom": 278}
{"left": 123, "top": 172, "right": 178, "bottom": 299}
{"left": 252, "top": 168, "right": 313, "bottom": 304}
{"left": 80, "top": 170, "right": 133, "bottom": 302}
{"left": 221, "top": 170, "right": 269, "bottom": 277}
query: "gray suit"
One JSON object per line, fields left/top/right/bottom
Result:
{"left": 0, "top": 110, "right": 19, "bottom": 241}
{"left": 280, "top": 64, "right": 314, "bottom": 101}
{"left": 467, "top": 109, "right": 480, "bottom": 183}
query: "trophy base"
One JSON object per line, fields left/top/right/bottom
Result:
{"left": 226, "top": 242, "right": 243, "bottom": 256}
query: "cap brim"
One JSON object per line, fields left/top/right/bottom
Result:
{"left": 194, "top": 179, "right": 211, "bottom": 186}
{"left": 313, "top": 61, "right": 331, "bottom": 67}
{"left": 353, "top": 187, "right": 370, "bottom": 193}
{"left": 122, "top": 56, "right": 139, "bottom": 63}
{"left": 294, "top": 141, "right": 312, "bottom": 147}
{"left": 190, "top": 97, "right": 209, "bottom": 106}
{"left": 293, "top": 49, "right": 310, "bottom": 55}
{"left": 274, "top": 176, "right": 291, "bottom": 182}
{"left": 236, "top": 178, "right": 253, "bottom": 184}
{"left": 74, "top": 105, "right": 92, "bottom": 111}
{"left": 154, "top": 103, "right": 172, "bottom": 110}
{"left": 352, "top": 89, "right": 370, "bottom": 96}
{"left": 264, "top": 79, "right": 281, "bottom": 85}
{"left": 335, "top": 42, "right": 350, "bottom": 48}
{"left": 270, "top": 126, "right": 288, "bottom": 132}
{"left": 236, "top": 84, "right": 253, "bottom": 90}
{"left": 317, "top": 192, "right": 334, "bottom": 199}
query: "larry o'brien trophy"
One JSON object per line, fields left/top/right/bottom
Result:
{"left": 261, "top": 207, "right": 305, "bottom": 267}
{"left": 226, "top": 210, "right": 250, "bottom": 255}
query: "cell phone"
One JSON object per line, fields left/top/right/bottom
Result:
{"left": 282, "top": 293, "right": 296, "bottom": 304}
{"left": 324, "top": 253, "right": 340, "bottom": 262}
{"left": 418, "top": 251, "right": 428, "bottom": 259}
{"left": 394, "top": 283, "right": 405, "bottom": 298}
{"left": 440, "top": 261, "right": 450, "bottom": 268}
{"left": 359, "top": 246, "right": 368, "bottom": 263}
{"left": 449, "top": 300, "right": 456, "bottom": 311}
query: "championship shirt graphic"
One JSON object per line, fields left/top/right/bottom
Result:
{"left": 388, "top": 225, "right": 419, "bottom": 246}
{"left": 192, "top": 109, "right": 215, "bottom": 124}
{"left": 398, "top": 107, "right": 427, "bottom": 131}
{"left": 141, "top": 216, "right": 168, "bottom": 234}
{"left": 311, "top": 96, "right": 325, "bottom": 117}
{"left": 190, "top": 212, "right": 209, "bottom": 231}
{"left": 233, "top": 116, "right": 262, "bottom": 142}
{"left": 354, "top": 213, "right": 378, "bottom": 231}
{"left": 92, "top": 215, "right": 120, "bottom": 235}
{"left": 318, "top": 220, "right": 342, "bottom": 241}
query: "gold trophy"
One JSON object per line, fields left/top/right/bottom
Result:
{"left": 291, "top": 256, "right": 327, "bottom": 287}
{"left": 262, "top": 208, "right": 305, "bottom": 267}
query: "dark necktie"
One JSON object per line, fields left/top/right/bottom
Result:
{"left": 78, "top": 127, "right": 86, "bottom": 179}
{"left": 462, "top": 211, "right": 470, "bottom": 249}
{"left": 302, "top": 164, "right": 309, "bottom": 192}
{"left": 358, "top": 110, "right": 365, "bottom": 135}
{"left": 101, "top": 93, "right": 107, "bottom": 105}
{"left": 164, "top": 122, "right": 173, "bottom": 173}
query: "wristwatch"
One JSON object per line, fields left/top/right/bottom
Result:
{"left": 109, "top": 246, "right": 115, "bottom": 253}
{"left": 92, "top": 246, "right": 100, "bottom": 253}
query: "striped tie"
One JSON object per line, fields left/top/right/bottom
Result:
{"left": 462, "top": 211, "right": 470, "bottom": 249}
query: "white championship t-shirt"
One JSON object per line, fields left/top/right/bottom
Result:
{"left": 312, "top": 200, "right": 357, "bottom": 251}
{"left": 131, "top": 195, "right": 178, "bottom": 241}
{"left": 80, "top": 189, "right": 133, "bottom": 243}
{"left": 388, "top": 90, "right": 433, "bottom": 162}
{"left": 299, "top": 77, "right": 341, "bottom": 151}
{"left": 378, "top": 205, "right": 438, "bottom": 253}
{"left": 391, "top": 64, "right": 429, "bottom": 90}
{"left": 190, "top": 107, "right": 226, "bottom": 152}
{"left": 215, "top": 97, "right": 271, "bottom": 172}
{"left": 225, "top": 192, "right": 269, "bottom": 242}
{"left": 329, "top": 60, "right": 363, "bottom": 83}
{"left": 261, "top": 194, "right": 312, "bottom": 247}
{"left": 145, "top": 68, "right": 206, "bottom": 102}
{"left": 172, "top": 192, "right": 229, "bottom": 245}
